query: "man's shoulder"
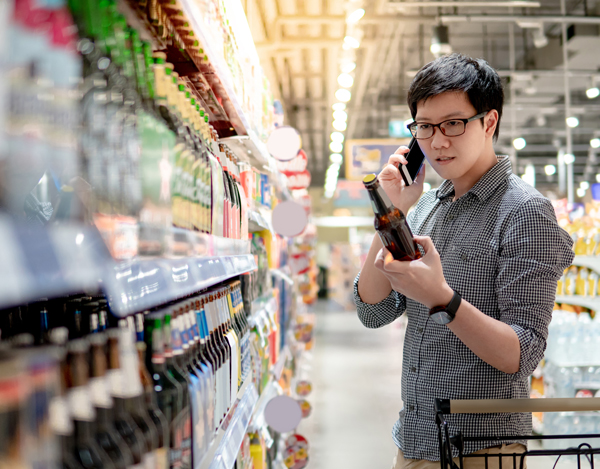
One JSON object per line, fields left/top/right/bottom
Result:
{"left": 496, "top": 173, "right": 551, "bottom": 214}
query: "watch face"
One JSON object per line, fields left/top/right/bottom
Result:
{"left": 430, "top": 310, "right": 453, "bottom": 325}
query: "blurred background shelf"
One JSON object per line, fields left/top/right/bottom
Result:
{"left": 555, "top": 295, "right": 600, "bottom": 311}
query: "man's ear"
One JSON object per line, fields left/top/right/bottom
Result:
{"left": 484, "top": 110, "right": 499, "bottom": 138}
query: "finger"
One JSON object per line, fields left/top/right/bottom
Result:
{"left": 374, "top": 247, "right": 387, "bottom": 271}
{"left": 413, "top": 235, "right": 437, "bottom": 255}
{"left": 382, "top": 254, "right": 410, "bottom": 273}
{"left": 393, "top": 146, "right": 410, "bottom": 155}
{"left": 388, "top": 154, "right": 408, "bottom": 167}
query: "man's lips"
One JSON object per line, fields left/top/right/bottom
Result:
{"left": 435, "top": 156, "right": 455, "bottom": 164}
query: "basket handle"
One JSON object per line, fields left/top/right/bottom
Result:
{"left": 435, "top": 397, "right": 600, "bottom": 414}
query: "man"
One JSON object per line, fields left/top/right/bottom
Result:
{"left": 354, "top": 54, "right": 574, "bottom": 468}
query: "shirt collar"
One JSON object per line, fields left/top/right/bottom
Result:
{"left": 436, "top": 155, "right": 512, "bottom": 202}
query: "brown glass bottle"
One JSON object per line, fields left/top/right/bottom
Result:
{"left": 363, "top": 174, "right": 421, "bottom": 261}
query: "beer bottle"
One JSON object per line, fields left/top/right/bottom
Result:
{"left": 136, "top": 340, "right": 170, "bottom": 469}
{"left": 48, "top": 328, "right": 84, "bottom": 469}
{"left": 88, "top": 333, "right": 133, "bottom": 469}
{"left": 144, "top": 312, "right": 183, "bottom": 469}
{"left": 105, "top": 328, "right": 147, "bottom": 468}
{"left": 66, "top": 338, "right": 116, "bottom": 469}
{"left": 363, "top": 174, "right": 421, "bottom": 261}
{"left": 163, "top": 309, "right": 192, "bottom": 469}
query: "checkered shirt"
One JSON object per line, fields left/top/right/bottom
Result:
{"left": 354, "top": 156, "right": 574, "bottom": 461}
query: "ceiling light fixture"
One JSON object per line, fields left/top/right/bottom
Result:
{"left": 591, "top": 138, "right": 600, "bottom": 149}
{"left": 566, "top": 116, "right": 580, "bottom": 128}
{"left": 430, "top": 25, "right": 452, "bottom": 57}
{"left": 330, "top": 141, "right": 343, "bottom": 153}
{"left": 347, "top": 8, "right": 365, "bottom": 24}
{"left": 564, "top": 153, "right": 575, "bottom": 165}
{"left": 332, "top": 103, "right": 346, "bottom": 111}
{"left": 532, "top": 26, "right": 548, "bottom": 48}
{"left": 333, "top": 120, "right": 348, "bottom": 131}
{"left": 331, "top": 132, "right": 345, "bottom": 143}
{"left": 544, "top": 165, "right": 556, "bottom": 176}
{"left": 580, "top": 181, "right": 590, "bottom": 190}
{"left": 587, "top": 87, "right": 600, "bottom": 99}
{"left": 333, "top": 110, "right": 348, "bottom": 122}
{"left": 335, "top": 88, "right": 352, "bottom": 102}
{"left": 577, "top": 187, "right": 587, "bottom": 198}
{"left": 338, "top": 73, "right": 354, "bottom": 88}
{"left": 596, "top": 174, "right": 600, "bottom": 183}
{"left": 340, "top": 62, "right": 356, "bottom": 73}
{"left": 344, "top": 35, "right": 360, "bottom": 49}
{"left": 513, "top": 137, "right": 526, "bottom": 150}
{"left": 423, "top": 183, "right": 432, "bottom": 192}
{"left": 330, "top": 153, "right": 343, "bottom": 164}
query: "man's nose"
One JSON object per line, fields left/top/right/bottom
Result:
{"left": 430, "top": 126, "right": 450, "bottom": 150}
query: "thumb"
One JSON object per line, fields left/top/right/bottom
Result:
{"left": 413, "top": 235, "right": 436, "bottom": 255}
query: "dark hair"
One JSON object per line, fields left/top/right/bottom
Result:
{"left": 407, "top": 53, "right": 504, "bottom": 141}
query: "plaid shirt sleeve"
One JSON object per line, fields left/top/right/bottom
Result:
{"left": 497, "top": 197, "right": 574, "bottom": 379}
{"left": 353, "top": 271, "right": 407, "bottom": 328}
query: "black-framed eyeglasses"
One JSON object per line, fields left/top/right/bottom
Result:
{"left": 406, "top": 111, "right": 489, "bottom": 140}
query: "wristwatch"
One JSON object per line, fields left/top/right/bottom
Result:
{"left": 428, "top": 290, "right": 462, "bottom": 325}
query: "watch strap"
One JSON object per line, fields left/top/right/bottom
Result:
{"left": 445, "top": 290, "right": 462, "bottom": 316}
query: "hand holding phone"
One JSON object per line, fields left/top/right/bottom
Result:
{"left": 377, "top": 142, "right": 426, "bottom": 213}
{"left": 398, "top": 138, "right": 426, "bottom": 186}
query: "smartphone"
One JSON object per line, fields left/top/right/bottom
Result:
{"left": 399, "top": 138, "right": 426, "bottom": 186}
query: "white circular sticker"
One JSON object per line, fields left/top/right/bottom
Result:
{"left": 272, "top": 201, "right": 308, "bottom": 238}
{"left": 264, "top": 395, "right": 303, "bottom": 433}
{"left": 267, "top": 127, "right": 302, "bottom": 161}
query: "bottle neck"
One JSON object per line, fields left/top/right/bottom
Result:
{"left": 367, "top": 183, "right": 395, "bottom": 217}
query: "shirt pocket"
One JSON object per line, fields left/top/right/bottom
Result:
{"left": 442, "top": 243, "right": 499, "bottom": 310}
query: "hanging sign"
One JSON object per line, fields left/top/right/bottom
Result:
{"left": 289, "top": 252, "right": 310, "bottom": 275}
{"left": 284, "top": 170, "right": 311, "bottom": 190}
{"left": 277, "top": 149, "right": 308, "bottom": 173}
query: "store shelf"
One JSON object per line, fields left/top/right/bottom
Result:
{"left": 555, "top": 295, "right": 600, "bottom": 311}
{"left": 248, "top": 210, "right": 269, "bottom": 233}
{"left": 106, "top": 254, "right": 257, "bottom": 317}
{"left": 199, "top": 372, "right": 259, "bottom": 469}
{"left": 572, "top": 256, "right": 600, "bottom": 274}
{"left": 0, "top": 218, "right": 111, "bottom": 310}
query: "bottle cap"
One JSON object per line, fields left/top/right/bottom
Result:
{"left": 363, "top": 174, "right": 378, "bottom": 186}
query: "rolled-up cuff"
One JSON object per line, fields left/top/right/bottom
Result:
{"left": 354, "top": 272, "right": 405, "bottom": 328}
{"left": 508, "top": 324, "right": 546, "bottom": 379}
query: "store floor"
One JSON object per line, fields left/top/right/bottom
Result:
{"left": 298, "top": 300, "right": 583, "bottom": 469}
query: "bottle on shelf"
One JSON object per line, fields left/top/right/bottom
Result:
{"left": 88, "top": 332, "right": 134, "bottom": 469}
{"left": 144, "top": 312, "right": 184, "bottom": 469}
{"left": 105, "top": 328, "right": 147, "bottom": 468}
{"left": 66, "top": 338, "right": 116, "bottom": 469}
{"left": 162, "top": 309, "right": 193, "bottom": 468}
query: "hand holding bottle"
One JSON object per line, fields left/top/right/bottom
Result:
{"left": 378, "top": 147, "right": 425, "bottom": 213}
{"left": 374, "top": 235, "right": 453, "bottom": 309}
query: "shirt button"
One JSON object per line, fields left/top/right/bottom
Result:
{"left": 461, "top": 253, "right": 468, "bottom": 261}
{"left": 417, "top": 327, "right": 424, "bottom": 333}
{"left": 410, "top": 366, "right": 417, "bottom": 373}
{"left": 408, "top": 405, "right": 415, "bottom": 411}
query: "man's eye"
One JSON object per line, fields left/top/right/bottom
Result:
{"left": 418, "top": 124, "right": 431, "bottom": 130}
{"left": 445, "top": 120, "right": 461, "bottom": 126}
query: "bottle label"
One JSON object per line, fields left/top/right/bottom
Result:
{"left": 106, "top": 369, "right": 126, "bottom": 398}
{"left": 143, "top": 452, "right": 156, "bottom": 469}
{"left": 89, "top": 376, "right": 113, "bottom": 408}
{"left": 68, "top": 387, "right": 95, "bottom": 421}
{"left": 155, "top": 448, "right": 168, "bottom": 469}
{"left": 48, "top": 395, "right": 73, "bottom": 435}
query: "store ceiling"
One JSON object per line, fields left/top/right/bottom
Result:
{"left": 244, "top": 0, "right": 600, "bottom": 194}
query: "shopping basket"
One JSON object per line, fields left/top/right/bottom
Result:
{"left": 435, "top": 397, "right": 600, "bottom": 469}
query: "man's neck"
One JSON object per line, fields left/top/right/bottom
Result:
{"left": 451, "top": 148, "right": 499, "bottom": 201}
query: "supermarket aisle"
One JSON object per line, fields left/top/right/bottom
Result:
{"left": 297, "top": 299, "right": 405, "bottom": 469}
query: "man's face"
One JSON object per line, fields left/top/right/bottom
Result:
{"left": 414, "top": 91, "right": 494, "bottom": 182}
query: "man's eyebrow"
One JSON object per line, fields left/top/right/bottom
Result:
{"left": 414, "top": 112, "right": 468, "bottom": 122}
